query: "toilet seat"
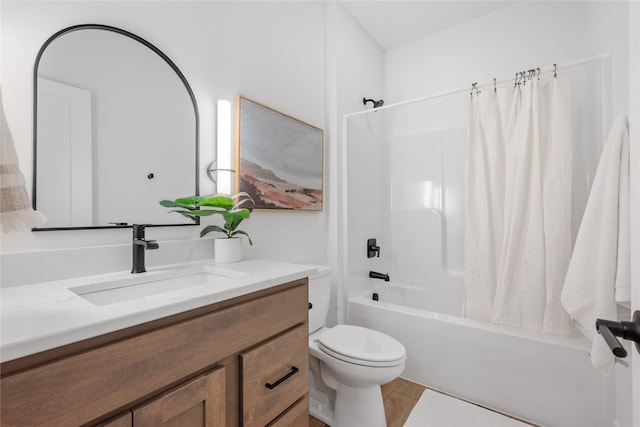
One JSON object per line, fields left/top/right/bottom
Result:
{"left": 318, "top": 325, "right": 406, "bottom": 367}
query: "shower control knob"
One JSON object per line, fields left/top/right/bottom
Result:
{"left": 367, "top": 238, "right": 381, "bottom": 258}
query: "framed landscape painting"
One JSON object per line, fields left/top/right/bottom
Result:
{"left": 235, "top": 96, "right": 323, "bottom": 211}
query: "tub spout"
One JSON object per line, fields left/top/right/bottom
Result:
{"left": 369, "top": 271, "right": 389, "bottom": 282}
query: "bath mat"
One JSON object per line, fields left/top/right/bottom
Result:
{"left": 404, "top": 389, "right": 530, "bottom": 427}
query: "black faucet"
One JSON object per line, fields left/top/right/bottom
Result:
{"left": 369, "top": 271, "right": 390, "bottom": 282}
{"left": 131, "top": 224, "right": 159, "bottom": 274}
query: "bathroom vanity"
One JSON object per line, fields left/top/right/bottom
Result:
{"left": 0, "top": 260, "right": 313, "bottom": 426}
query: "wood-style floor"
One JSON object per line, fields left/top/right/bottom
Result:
{"left": 308, "top": 377, "right": 426, "bottom": 427}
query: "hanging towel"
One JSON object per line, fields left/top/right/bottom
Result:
{"left": 560, "top": 114, "right": 630, "bottom": 374}
{"left": 0, "top": 89, "right": 46, "bottom": 232}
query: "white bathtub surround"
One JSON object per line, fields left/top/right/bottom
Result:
{"left": 465, "top": 78, "right": 573, "bottom": 335}
{"left": 561, "top": 115, "right": 630, "bottom": 373}
{"left": 349, "top": 284, "right": 616, "bottom": 427}
{"left": 0, "top": 259, "right": 316, "bottom": 362}
{"left": 404, "top": 389, "right": 530, "bottom": 427}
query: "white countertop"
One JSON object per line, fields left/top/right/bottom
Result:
{"left": 0, "top": 259, "right": 316, "bottom": 363}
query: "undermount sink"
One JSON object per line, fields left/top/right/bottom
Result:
{"left": 69, "top": 265, "right": 248, "bottom": 306}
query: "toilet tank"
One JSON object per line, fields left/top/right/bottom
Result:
{"left": 308, "top": 266, "right": 331, "bottom": 334}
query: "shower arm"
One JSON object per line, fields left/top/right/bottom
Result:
{"left": 363, "top": 97, "right": 384, "bottom": 108}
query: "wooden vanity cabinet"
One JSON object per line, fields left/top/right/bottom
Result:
{"left": 0, "top": 279, "right": 309, "bottom": 427}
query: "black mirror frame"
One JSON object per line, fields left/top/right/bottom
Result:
{"left": 32, "top": 24, "right": 200, "bottom": 231}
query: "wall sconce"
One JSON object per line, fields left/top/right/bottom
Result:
{"left": 206, "top": 99, "right": 235, "bottom": 194}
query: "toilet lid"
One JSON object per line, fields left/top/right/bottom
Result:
{"left": 318, "top": 325, "right": 406, "bottom": 366}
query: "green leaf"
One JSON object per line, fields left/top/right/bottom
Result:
{"left": 175, "top": 196, "right": 203, "bottom": 206}
{"left": 199, "top": 196, "right": 234, "bottom": 209}
{"left": 230, "top": 230, "right": 253, "bottom": 245}
{"left": 171, "top": 210, "right": 198, "bottom": 222}
{"left": 200, "top": 224, "right": 229, "bottom": 238}
{"left": 228, "top": 208, "right": 251, "bottom": 219}
{"left": 184, "top": 209, "right": 224, "bottom": 216}
{"left": 221, "top": 209, "right": 250, "bottom": 232}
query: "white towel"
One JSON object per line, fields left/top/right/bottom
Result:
{"left": 0, "top": 89, "right": 46, "bottom": 232}
{"left": 560, "top": 114, "right": 630, "bottom": 374}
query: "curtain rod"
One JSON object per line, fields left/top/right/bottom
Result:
{"left": 344, "top": 52, "right": 612, "bottom": 119}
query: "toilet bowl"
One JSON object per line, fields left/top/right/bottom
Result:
{"left": 308, "top": 267, "right": 406, "bottom": 427}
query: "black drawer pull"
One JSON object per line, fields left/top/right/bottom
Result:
{"left": 265, "top": 366, "right": 299, "bottom": 390}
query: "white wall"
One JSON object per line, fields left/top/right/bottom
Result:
{"left": 0, "top": 1, "right": 327, "bottom": 285}
{"left": 385, "top": 1, "right": 628, "bottom": 114}
{"left": 333, "top": 4, "right": 385, "bottom": 319}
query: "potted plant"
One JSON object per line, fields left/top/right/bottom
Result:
{"left": 160, "top": 192, "right": 254, "bottom": 263}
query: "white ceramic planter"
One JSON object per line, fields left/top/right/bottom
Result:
{"left": 214, "top": 237, "right": 242, "bottom": 263}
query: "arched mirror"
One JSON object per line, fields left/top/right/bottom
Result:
{"left": 33, "top": 24, "right": 199, "bottom": 230}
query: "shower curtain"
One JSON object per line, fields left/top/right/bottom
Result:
{"left": 464, "top": 78, "right": 572, "bottom": 335}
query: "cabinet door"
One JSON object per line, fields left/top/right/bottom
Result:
{"left": 133, "top": 366, "right": 225, "bottom": 427}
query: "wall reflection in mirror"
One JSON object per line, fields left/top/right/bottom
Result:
{"left": 34, "top": 25, "right": 199, "bottom": 229}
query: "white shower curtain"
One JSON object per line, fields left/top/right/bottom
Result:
{"left": 465, "top": 78, "right": 572, "bottom": 335}
{"left": 464, "top": 90, "right": 506, "bottom": 322}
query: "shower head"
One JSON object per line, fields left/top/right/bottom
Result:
{"left": 363, "top": 97, "right": 384, "bottom": 108}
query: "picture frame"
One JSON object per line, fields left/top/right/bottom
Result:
{"left": 235, "top": 96, "right": 324, "bottom": 211}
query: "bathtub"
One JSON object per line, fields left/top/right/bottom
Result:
{"left": 348, "top": 283, "right": 615, "bottom": 427}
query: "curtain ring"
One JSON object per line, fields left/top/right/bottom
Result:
{"left": 470, "top": 82, "right": 480, "bottom": 97}
{"left": 536, "top": 67, "right": 541, "bottom": 80}
{"left": 553, "top": 63, "right": 557, "bottom": 78}
{"left": 494, "top": 77, "right": 497, "bottom": 93}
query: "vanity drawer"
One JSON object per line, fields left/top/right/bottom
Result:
{"left": 267, "top": 395, "right": 309, "bottom": 427}
{"left": 241, "top": 324, "right": 308, "bottom": 426}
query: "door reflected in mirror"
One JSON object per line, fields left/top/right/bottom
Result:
{"left": 34, "top": 25, "right": 199, "bottom": 229}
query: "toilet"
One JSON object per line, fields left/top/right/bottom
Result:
{"left": 308, "top": 267, "right": 406, "bottom": 427}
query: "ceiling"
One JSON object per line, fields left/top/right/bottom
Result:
{"left": 339, "top": 1, "right": 517, "bottom": 50}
